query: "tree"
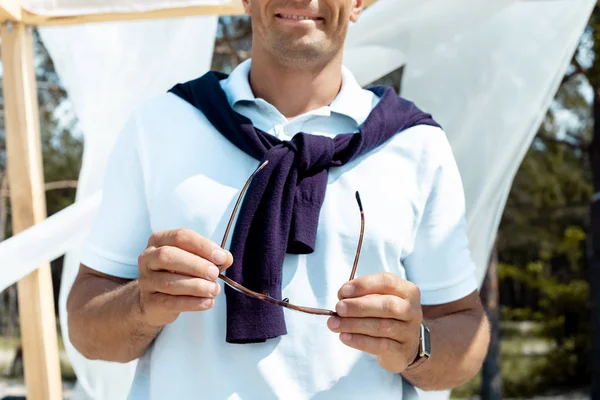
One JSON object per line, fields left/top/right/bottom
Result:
{"left": 583, "top": 8, "right": 600, "bottom": 399}
{"left": 212, "top": 16, "right": 252, "bottom": 72}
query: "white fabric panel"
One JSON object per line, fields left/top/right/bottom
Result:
{"left": 343, "top": 0, "right": 516, "bottom": 87}
{"left": 22, "top": 0, "right": 228, "bottom": 16}
{"left": 37, "top": 17, "right": 217, "bottom": 399}
{"left": 400, "top": 0, "right": 595, "bottom": 285}
{"left": 0, "top": 193, "right": 100, "bottom": 292}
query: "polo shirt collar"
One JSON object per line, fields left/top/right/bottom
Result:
{"left": 221, "top": 58, "right": 373, "bottom": 125}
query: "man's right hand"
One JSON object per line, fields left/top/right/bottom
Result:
{"left": 137, "top": 228, "right": 234, "bottom": 327}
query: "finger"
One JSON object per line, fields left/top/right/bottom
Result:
{"left": 336, "top": 294, "right": 414, "bottom": 320}
{"left": 149, "top": 292, "right": 215, "bottom": 313}
{"left": 148, "top": 229, "right": 233, "bottom": 269}
{"left": 327, "top": 317, "right": 407, "bottom": 342}
{"left": 150, "top": 272, "right": 221, "bottom": 298}
{"left": 145, "top": 245, "right": 220, "bottom": 280}
{"left": 338, "top": 332, "right": 403, "bottom": 357}
{"left": 338, "top": 272, "right": 420, "bottom": 301}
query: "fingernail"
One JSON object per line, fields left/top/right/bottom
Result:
{"left": 336, "top": 302, "right": 348, "bottom": 316}
{"left": 212, "top": 283, "right": 220, "bottom": 296}
{"left": 329, "top": 317, "right": 341, "bottom": 329}
{"left": 208, "top": 265, "right": 219, "bottom": 280}
{"left": 212, "top": 249, "right": 227, "bottom": 265}
{"left": 199, "top": 298, "right": 213, "bottom": 308}
{"left": 341, "top": 284, "right": 354, "bottom": 297}
{"left": 340, "top": 333, "right": 352, "bottom": 342}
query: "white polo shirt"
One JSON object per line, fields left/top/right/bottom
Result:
{"left": 80, "top": 59, "right": 478, "bottom": 399}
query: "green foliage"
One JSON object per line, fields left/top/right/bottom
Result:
{"left": 40, "top": 123, "right": 83, "bottom": 217}
{"left": 497, "top": 128, "right": 592, "bottom": 391}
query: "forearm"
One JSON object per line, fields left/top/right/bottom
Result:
{"left": 401, "top": 309, "right": 490, "bottom": 391}
{"left": 67, "top": 271, "right": 161, "bottom": 363}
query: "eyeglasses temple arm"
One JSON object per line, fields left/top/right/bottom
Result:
{"left": 349, "top": 191, "right": 364, "bottom": 281}
{"left": 219, "top": 160, "right": 270, "bottom": 253}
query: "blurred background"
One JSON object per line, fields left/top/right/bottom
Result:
{"left": 0, "top": 1, "right": 599, "bottom": 399}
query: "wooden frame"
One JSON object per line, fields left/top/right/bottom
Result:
{"left": 0, "top": 0, "right": 21, "bottom": 22}
{"left": 0, "top": 21, "right": 62, "bottom": 400}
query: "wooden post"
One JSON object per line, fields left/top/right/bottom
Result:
{"left": 0, "top": 21, "right": 62, "bottom": 400}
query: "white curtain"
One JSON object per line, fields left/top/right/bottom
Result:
{"left": 343, "top": 0, "right": 516, "bottom": 87}
{"left": 22, "top": 0, "right": 230, "bottom": 16}
{"left": 38, "top": 16, "right": 218, "bottom": 399}
{"left": 400, "top": 0, "right": 595, "bottom": 284}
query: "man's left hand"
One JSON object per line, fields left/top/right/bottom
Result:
{"left": 327, "top": 272, "right": 423, "bottom": 374}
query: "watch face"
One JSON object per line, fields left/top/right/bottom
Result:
{"left": 421, "top": 324, "right": 431, "bottom": 357}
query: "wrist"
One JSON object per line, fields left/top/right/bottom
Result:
{"left": 133, "top": 281, "right": 166, "bottom": 330}
{"left": 406, "top": 322, "right": 431, "bottom": 370}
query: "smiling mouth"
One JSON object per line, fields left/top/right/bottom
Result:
{"left": 276, "top": 13, "right": 324, "bottom": 22}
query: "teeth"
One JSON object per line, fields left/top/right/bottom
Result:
{"left": 280, "top": 14, "right": 314, "bottom": 20}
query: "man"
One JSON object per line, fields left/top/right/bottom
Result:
{"left": 67, "top": 0, "right": 490, "bottom": 398}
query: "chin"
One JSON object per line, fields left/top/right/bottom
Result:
{"left": 273, "top": 36, "right": 328, "bottom": 55}
{"left": 275, "top": 46, "right": 326, "bottom": 65}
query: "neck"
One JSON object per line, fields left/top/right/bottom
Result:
{"left": 248, "top": 46, "right": 343, "bottom": 119}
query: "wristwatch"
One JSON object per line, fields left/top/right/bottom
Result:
{"left": 406, "top": 323, "right": 431, "bottom": 370}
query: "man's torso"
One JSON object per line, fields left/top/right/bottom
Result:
{"left": 126, "top": 84, "right": 441, "bottom": 399}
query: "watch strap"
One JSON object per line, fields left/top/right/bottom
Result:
{"left": 406, "top": 323, "right": 431, "bottom": 370}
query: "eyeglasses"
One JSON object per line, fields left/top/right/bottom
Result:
{"left": 217, "top": 160, "right": 365, "bottom": 317}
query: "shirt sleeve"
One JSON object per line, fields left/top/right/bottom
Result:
{"left": 79, "top": 110, "right": 152, "bottom": 280}
{"left": 402, "top": 131, "right": 478, "bottom": 305}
